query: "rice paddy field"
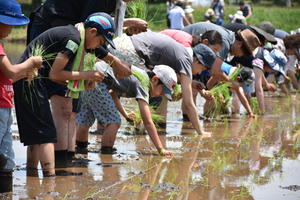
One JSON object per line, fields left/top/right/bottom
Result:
{"left": 1, "top": 42, "right": 300, "bottom": 200}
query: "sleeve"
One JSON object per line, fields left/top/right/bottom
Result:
{"left": 252, "top": 58, "right": 264, "bottom": 71}
{"left": 135, "top": 82, "right": 149, "bottom": 104}
{"left": 180, "top": 8, "right": 185, "bottom": 17}
{"left": 94, "top": 46, "right": 109, "bottom": 59}
{"left": 175, "top": 57, "right": 193, "bottom": 79}
{"left": 0, "top": 43, "right": 6, "bottom": 56}
{"left": 60, "top": 31, "right": 81, "bottom": 58}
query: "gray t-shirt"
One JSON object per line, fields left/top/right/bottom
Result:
{"left": 112, "top": 66, "right": 150, "bottom": 103}
{"left": 182, "top": 22, "right": 235, "bottom": 59}
{"left": 131, "top": 32, "right": 193, "bottom": 78}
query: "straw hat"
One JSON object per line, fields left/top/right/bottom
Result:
{"left": 237, "top": 29, "right": 261, "bottom": 56}
{"left": 205, "top": 8, "right": 215, "bottom": 18}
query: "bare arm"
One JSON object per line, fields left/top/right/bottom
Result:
{"left": 49, "top": 53, "right": 104, "bottom": 83}
{"left": 0, "top": 55, "right": 42, "bottom": 79}
{"left": 180, "top": 74, "right": 204, "bottom": 134}
{"left": 111, "top": 91, "right": 128, "bottom": 119}
{"left": 232, "top": 82, "right": 254, "bottom": 117}
{"left": 102, "top": 52, "right": 132, "bottom": 79}
{"left": 253, "top": 67, "right": 265, "bottom": 113}
{"left": 138, "top": 99, "right": 171, "bottom": 156}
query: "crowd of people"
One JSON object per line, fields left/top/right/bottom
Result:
{"left": 0, "top": 0, "right": 300, "bottom": 194}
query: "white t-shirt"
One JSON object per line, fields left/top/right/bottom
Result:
{"left": 168, "top": 6, "right": 185, "bottom": 30}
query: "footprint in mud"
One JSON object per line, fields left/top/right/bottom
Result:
{"left": 280, "top": 185, "right": 300, "bottom": 191}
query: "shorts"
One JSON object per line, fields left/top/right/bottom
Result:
{"left": 45, "top": 78, "right": 68, "bottom": 98}
{"left": 13, "top": 78, "right": 57, "bottom": 146}
{"left": 0, "top": 108, "right": 15, "bottom": 170}
{"left": 76, "top": 82, "right": 121, "bottom": 126}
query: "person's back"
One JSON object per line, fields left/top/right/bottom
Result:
{"left": 183, "top": 22, "right": 235, "bottom": 59}
{"left": 168, "top": 5, "right": 186, "bottom": 30}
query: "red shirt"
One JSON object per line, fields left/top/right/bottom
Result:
{"left": 0, "top": 43, "right": 14, "bottom": 108}
{"left": 160, "top": 29, "right": 193, "bottom": 47}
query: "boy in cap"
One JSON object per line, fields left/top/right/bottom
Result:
{"left": 76, "top": 62, "right": 176, "bottom": 156}
{"left": 13, "top": 12, "right": 119, "bottom": 177}
{"left": 0, "top": 0, "right": 43, "bottom": 193}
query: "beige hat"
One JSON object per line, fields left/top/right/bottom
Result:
{"left": 237, "top": 29, "right": 261, "bottom": 56}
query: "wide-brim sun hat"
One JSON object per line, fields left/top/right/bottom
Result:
{"left": 237, "top": 29, "right": 261, "bottom": 56}
{"left": 263, "top": 48, "right": 287, "bottom": 76}
{"left": 85, "top": 12, "right": 116, "bottom": 49}
{"left": 185, "top": 5, "right": 194, "bottom": 13}
{"left": 0, "top": 0, "right": 29, "bottom": 26}
{"left": 250, "top": 25, "right": 277, "bottom": 45}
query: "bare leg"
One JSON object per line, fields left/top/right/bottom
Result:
{"left": 50, "top": 95, "right": 72, "bottom": 151}
{"left": 67, "top": 112, "right": 77, "bottom": 153}
{"left": 101, "top": 124, "right": 120, "bottom": 147}
{"left": 26, "top": 145, "right": 39, "bottom": 177}
{"left": 39, "top": 143, "right": 55, "bottom": 176}
{"left": 76, "top": 125, "right": 90, "bottom": 143}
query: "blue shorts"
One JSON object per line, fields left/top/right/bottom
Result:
{"left": 76, "top": 82, "right": 121, "bottom": 126}
{"left": 0, "top": 108, "right": 15, "bottom": 171}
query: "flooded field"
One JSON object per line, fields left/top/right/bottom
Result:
{"left": 2, "top": 42, "right": 300, "bottom": 200}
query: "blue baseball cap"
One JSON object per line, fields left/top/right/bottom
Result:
{"left": 85, "top": 12, "right": 116, "bottom": 49}
{"left": 0, "top": 0, "right": 29, "bottom": 26}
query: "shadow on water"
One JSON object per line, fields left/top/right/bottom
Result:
{"left": 2, "top": 42, "right": 300, "bottom": 199}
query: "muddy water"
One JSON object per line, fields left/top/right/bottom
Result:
{"left": 2, "top": 42, "right": 300, "bottom": 200}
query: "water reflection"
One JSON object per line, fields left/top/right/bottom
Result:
{"left": 2, "top": 41, "right": 300, "bottom": 199}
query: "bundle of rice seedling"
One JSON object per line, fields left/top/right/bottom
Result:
{"left": 132, "top": 106, "right": 165, "bottom": 128}
{"left": 131, "top": 70, "right": 150, "bottom": 91}
{"left": 172, "top": 83, "right": 182, "bottom": 101}
{"left": 207, "top": 67, "right": 244, "bottom": 117}
{"left": 30, "top": 43, "right": 56, "bottom": 82}
{"left": 250, "top": 97, "right": 263, "bottom": 115}
{"left": 84, "top": 53, "right": 97, "bottom": 71}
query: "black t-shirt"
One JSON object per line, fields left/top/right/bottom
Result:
{"left": 20, "top": 25, "right": 80, "bottom": 78}
{"left": 42, "top": 0, "right": 117, "bottom": 22}
{"left": 20, "top": 25, "right": 108, "bottom": 77}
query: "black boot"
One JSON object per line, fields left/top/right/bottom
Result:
{"left": 75, "top": 141, "right": 89, "bottom": 154}
{"left": 55, "top": 150, "right": 68, "bottom": 168}
{"left": 0, "top": 154, "right": 8, "bottom": 170}
{"left": 0, "top": 170, "right": 13, "bottom": 193}
{"left": 100, "top": 146, "right": 117, "bottom": 154}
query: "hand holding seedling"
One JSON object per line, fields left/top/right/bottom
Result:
{"left": 159, "top": 148, "right": 173, "bottom": 157}
{"left": 85, "top": 71, "right": 104, "bottom": 82}
{"left": 30, "top": 56, "right": 43, "bottom": 69}
{"left": 126, "top": 111, "right": 136, "bottom": 123}
{"left": 266, "top": 83, "right": 276, "bottom": 91}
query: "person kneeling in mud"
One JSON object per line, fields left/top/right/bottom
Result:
{"left": 204, "top": 62, "right": 255, "bottom": 118}
{"left": 76, "top": 62, "right": 176, "bottom": 156}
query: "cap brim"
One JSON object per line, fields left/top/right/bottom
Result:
{"left": 104, "top": 36, "right": 116, "bottom": 49}
{"left": 163, "top": 85, "right": 173, "bottom": 101}
{"left": 0, "top": 14, "right": 29, "bottom": 25}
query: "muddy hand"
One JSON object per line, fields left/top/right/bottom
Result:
{"left": 267, "top": 83, "right": 276, "bottom": 91}
{"left": 30, "top": 56, "right": 43, "bottom": 69}
{"left": 159, "top": 148, "right": 173, "bottom": 157}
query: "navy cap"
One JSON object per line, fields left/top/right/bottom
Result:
{"left": 85, "top": 12, "right": 116, "bottom": 49}
{"left": 193, "top": 43, "right": 216, "bottom": 70}
{"left": 0, "top": 0, "right": 29, "bottom": 26}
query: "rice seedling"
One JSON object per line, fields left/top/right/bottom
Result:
{"left": 172, "top": 84, "right": 182, "bottom": 101}
{"left": 84, "top": 53, "right": 97, "bottom": 71}
{"left": 30, "top": 43, "right": 56, "bottom": 82}
{"left": 132, "top": 70, "right": 150, "bottom": 91}
{"left": 133, "top": 106, "right": 165, "bottom": 128}
{"left": 250, "top": 97, "right": 263, "bottom": 115}
{"left": 207, "top": 67, "right": 244, "bottom": 117}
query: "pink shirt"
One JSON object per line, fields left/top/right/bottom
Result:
{"left": 0, "top": 43, "right": 14, "bottom": 108}
{"left": 161, "top": 29, "right": 193, "bottom": 47}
